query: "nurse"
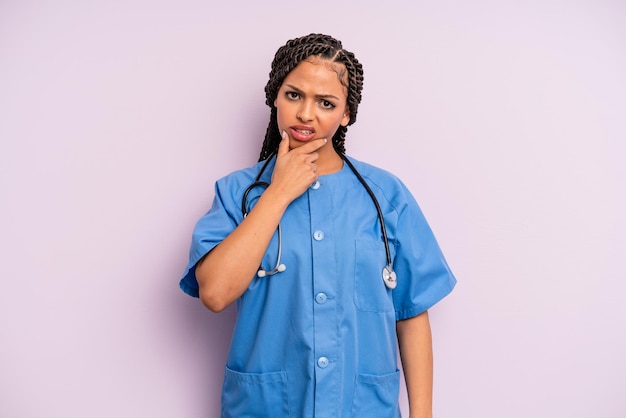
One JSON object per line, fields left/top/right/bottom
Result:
{"left": 180, "top": 33, "right": 456, "bottom": 417}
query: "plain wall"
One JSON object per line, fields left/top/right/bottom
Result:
{"left": 1, "top": 0, "right": 624, "bottom": 417}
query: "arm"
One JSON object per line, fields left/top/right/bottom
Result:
{"left": 397, "top": 310, "right": 434, "bottom": 418}
{"left": 196, "top": 135, "right": 326, "bottom": 312}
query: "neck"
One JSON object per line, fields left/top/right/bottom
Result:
{"left": 316, "top": 144, "right": 344, "bottom": 175}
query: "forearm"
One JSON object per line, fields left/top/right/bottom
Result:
{"left": 397, "top": 311, "right": 433, "bottom": 418}
{"left": 196, "top": 186, "right": 290, "bottom": 312}
{"left": 196, "top": 135, "right": 326, "bottom": 312}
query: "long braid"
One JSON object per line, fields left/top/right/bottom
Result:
{"left": 258, "top": 34, "right": 364, "bottom": 161}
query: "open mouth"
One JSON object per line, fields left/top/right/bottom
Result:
{"left": 290, "top": 126, "right": 316, "bottom": 141}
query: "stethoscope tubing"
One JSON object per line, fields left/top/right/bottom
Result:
{"left": 339, "top": 153, "right": 393, "bottom": 269}
{"left": 241, "top": 151, "right": 396, "bottom": 287}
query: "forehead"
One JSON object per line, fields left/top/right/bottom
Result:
{"left": 282, "top": 59, "right": 348, "bottom": 97}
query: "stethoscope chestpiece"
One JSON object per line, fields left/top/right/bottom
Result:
{"left": 382, "top": 265, "right": 397, "bottom": 289}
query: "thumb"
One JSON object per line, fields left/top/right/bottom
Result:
{"left": 277, "top": 130, "right": 290, "bottom": 157}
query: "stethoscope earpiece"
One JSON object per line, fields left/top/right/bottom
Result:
{"left": 257, "top": 263, "right": 286, "bottom": 278}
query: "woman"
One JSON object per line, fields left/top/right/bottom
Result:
{"left": 180, "top": 33, "right": 456, "bottom": 418}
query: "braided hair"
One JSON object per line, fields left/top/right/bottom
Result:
{"left": 258, "top": 34, "right": 364, "bottom": 161}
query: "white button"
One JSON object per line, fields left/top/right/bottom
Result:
{"left": 317, "top": 357, "right": 329, "bottom": 368}
{"left": 313, "top": 230, "right": 324, "bottom": 241}
{"left": 315, "top": 293, "right": 328, "bottom": 304}
{"left": 311, "top": 181, "right": 320, "bottom": 190}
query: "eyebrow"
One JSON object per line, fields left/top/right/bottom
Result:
{"left": 284, "top": 84, "right": 341, "bottom": 101}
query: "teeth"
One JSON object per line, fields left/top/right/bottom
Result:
{"left": 296, "top": 129, "right": 313, "bottom": 134}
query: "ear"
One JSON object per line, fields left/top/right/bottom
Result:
{"left": 340, "top": 109, "right": 350, "bottom": 127}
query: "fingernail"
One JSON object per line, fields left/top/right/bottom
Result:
{"left": 324, "top": 138, "right": 328, "bottom": 143}
{"left": 282, "top": 130, "right": 287, "bottom": 139}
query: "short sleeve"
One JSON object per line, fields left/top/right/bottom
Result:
{"left": 391, "top": 184, "right": 457, "bottom": 320}
{"left": 179, "top": 180, "right": 239, "bottom": 298}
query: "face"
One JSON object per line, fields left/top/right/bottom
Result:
{"left": 274, "top": 59, "right": 350, "bottom": 152}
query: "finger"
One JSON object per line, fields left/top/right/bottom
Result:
{"left": 277, "top": 131, "right": 290, "bottom": 157}
{"left": 294, "top": 138, "right": 327, "bottom": 154}
{"left": 304, "top": 152, "right": 320, "bottom": 164}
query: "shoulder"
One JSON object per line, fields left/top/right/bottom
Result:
{"left": 215, "top": 159, "right": 274, "bottom": 193}
{"left": 345, "top": 156, "right": 400, "bottom": 183}
{"left": 344, "top": 155, "right": 414, "bottom": 207}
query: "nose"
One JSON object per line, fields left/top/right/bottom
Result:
{"left": 297, "top": 101, "right": 314, "bottom": 122}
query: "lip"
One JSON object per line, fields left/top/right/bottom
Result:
{"left": 290, "top": 125, "right": 316, "bottom": 142}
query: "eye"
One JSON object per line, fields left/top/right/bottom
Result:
{"left": 320, "top": 100, "right": 336, "bottom": 110}
{"left": 285, "top": 91, "right": 300, "bottom": 100}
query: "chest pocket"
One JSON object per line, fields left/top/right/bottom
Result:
{"left": 354, "top": 239, "right": 396, "bottom": 312}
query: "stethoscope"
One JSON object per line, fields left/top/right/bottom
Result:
{"left": 241, "top": 151, "right": 397, "bottom": 289}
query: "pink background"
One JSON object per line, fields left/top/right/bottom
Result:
{"left": 1, "top": 1, "right": 625, "bottom": 417}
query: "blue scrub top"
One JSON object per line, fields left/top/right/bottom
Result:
{"left": 180, "top": 156, "right": 456, "bottom": 418}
